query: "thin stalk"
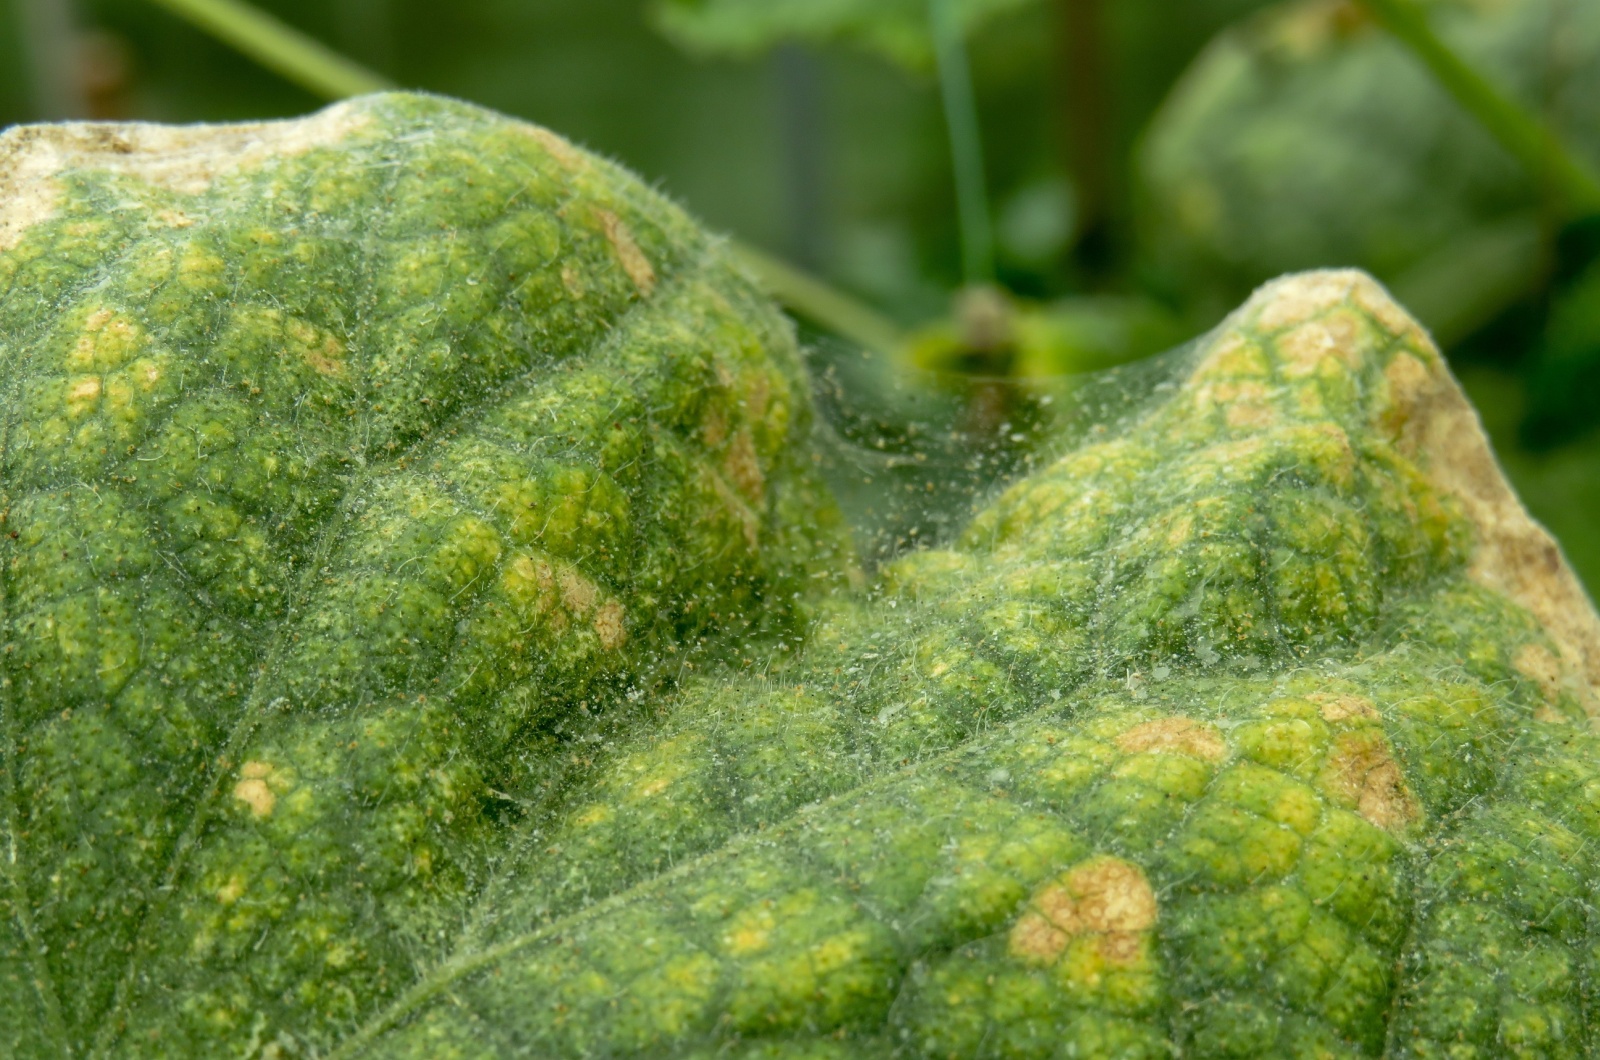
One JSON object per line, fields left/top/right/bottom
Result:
{"left": 145, "top": 0, "right": 395, "bottom": 100}
{"left": 929, "top": 0, "right": 996, "bottom": 285}
{"left": 773, "top": 44, "right": 828, "bottom": 273}
{"left": 732, "top": 243, "right": 906, "bottom": 356}
{"left": 1359, "top": 0, "right": 1600, "bottom": 214}
{"left": 1054, "top": 0, "right": 1111, "bottom": 258}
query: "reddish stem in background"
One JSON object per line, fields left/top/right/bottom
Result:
{"left": 1055, "top": 0, "right": 1113, "bottom": 272}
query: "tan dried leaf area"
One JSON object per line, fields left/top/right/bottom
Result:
{"left": 1230, "top": 271, "right": 1600, "bottom": 716}
{"left": 0, "top": 102, "right": 372, "bottom": 252}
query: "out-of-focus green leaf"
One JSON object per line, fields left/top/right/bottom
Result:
{"left": 1358, "top": 0, "right": 1600, "bottom": 215}
{"left": 1462, "top": 364, "right": 1600, "bottom": 594}
{"left": 1524, "top": 221, "right": 1600, "bottom": 448}
{"left": 652, "top": 0, "right": 1039, "bottom": 69}
{"left": 1139, "top": 0, "right": 1600, "bottom": 319}
{"left": 1386, "top": 211, "right": 1543, "bottom": 347}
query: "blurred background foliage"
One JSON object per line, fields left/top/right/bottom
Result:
{"left": 1, "top": 0, "right": 1596, "bottom": 590}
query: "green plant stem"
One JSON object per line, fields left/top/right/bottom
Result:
{"left": 732, "top": 243, "right": 906, "bottom": 356}
{"left": 1359, "top": 0, "right": 1600, "bottom": 215}
{"left": 145, "top": 0, "right": 396, "bottom": 100}
{"left": 929, "top": 0, "right": 996, "bottom": 285}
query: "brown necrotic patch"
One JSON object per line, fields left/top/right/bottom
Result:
{"left": 593, "top": 599, "right": 627, "bottom": 651}
{"left": 1008, "top": 857, "right": 1157, "bottom": 967}
{"left": 1321, "top": 730, "right": 1420, "bottom": 831}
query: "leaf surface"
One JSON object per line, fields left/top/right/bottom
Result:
{"left": 1, "top": 95, "right": 1598, "bottom": 1059}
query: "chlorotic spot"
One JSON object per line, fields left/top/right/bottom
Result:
{"left": 1009, "top": 857, "right": 1157, "bottom": 967}
{"left": 1306, "top": 691, "right": 1379, "bottom": 723}
{"left": 595, "top": 208, "right": 656, "bottom": 296}
{"left": 232, "top": 762, "right": 277, "bottom": 818}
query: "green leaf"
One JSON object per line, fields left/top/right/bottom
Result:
{"left": 1140, "top": 0, "right": 1600, "bottom": 321}
{"left": 1523, "top": 232, "right": 1600, "bottom": 448}
{"left": 0, "top": 92, "right": 846, "bottom": 1056}
{"left": 3, "top": 95, "right": 1599, "bottom": 1058}
{"left": 651, "top": 0, "right": 1039, "bottom": 69}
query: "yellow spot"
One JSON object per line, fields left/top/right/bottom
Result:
{"left": 1275, "top": 312, "right": 1365, "bottom": 380}
{"left": 636, "top": 775, "right": 673, "bottom": 799}
{"left": 706, "top": 469, "right": 762, "bottom": 550}
{"left": 133, "top": 358, "right": 163, "bottom": 389}
{"left": 1116, "top": 717, "right": 1227, "bottom": 762}
{"left": 1191, "top": 332, "right": 1271, "bottom": 381}
{"left": 1378, "top": 350, "right": 1435, "bottom": 438}
{"left": 1162, "top": 513, "right": 1195, "bottom": 548}
{"left": 233, "top": 760, "right": 277, "bottom": 818}
{"left": 66, "top": 375, "right": 102, "bottom": 414}
{"left": 561, "top": 262, "right": 586, "bottom": 300}
{"left": 1306, "top": 691, "right": 1378, "bottom": 723}
{"left": 595, "top": 208, "right": 656, "bottom": 296}
{"left": 1322, "top": 731, "right": 1420, "bottom": 832}
{"left": 155, "top": 209, "right": 196, "bottom": 229}
{"left": 1353, "top": 277, "right": 1433, "bottom": 348}
{"left": 593, "top": 599, "right": 627, "bottom": 651}
{"left": 725, "top": 925, "right": 770, "bottom": 956}
{"left": 1276, "top": 421, "right": 1356, "bottom": 491}
{"left": 1225, "top": 397, "right": 1276, "bottom": 430}
{"left": 286, "top": 318, "right": 346, "bottom": 377}
{"left": 722, "top": 903, "right": 777, "bottom": 956}
{"left": 216, "top": 875, "right": 245, "bottom": 905}
{"left": 522, "top": 123, "right": 586, "bottom": 171}
{"left": 71, "top": 310, "right": 143, "bottom": 372}
{"left": 1196, "top": 380, "right": 1273, "bottom": 428}
{"left": 1254, "top": 272, "right": 1363, "bottom": 331}
{"left": 502, "top": 553, "right": 566, "bottom": 627}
